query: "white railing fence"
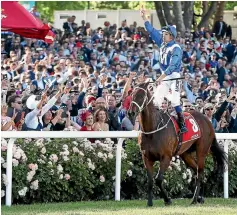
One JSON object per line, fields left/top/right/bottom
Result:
{"left": 1, "top": 131, "right": 237, "bottom": 207}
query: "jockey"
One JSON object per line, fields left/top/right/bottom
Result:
{"left": 140, "top": 7, "right": 188, "bottom": 133}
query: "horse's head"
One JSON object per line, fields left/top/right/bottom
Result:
{"left": 128, "top": 82, "right": 150, "bottom": 124}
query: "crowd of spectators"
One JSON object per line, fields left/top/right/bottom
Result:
{"left": 1, "top": 14, "right": 237, "bottom": 133}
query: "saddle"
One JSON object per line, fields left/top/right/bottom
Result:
{"left": 170, "top": 112, "right": 201, "bottom": 155}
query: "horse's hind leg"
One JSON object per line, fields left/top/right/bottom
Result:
{"left": 155, "top": 156, "right": 172, "bottom": 205}
{"left": 181, "top": 152, "right": 204, "bottom": 204}
{"left": 143, "top": 154, "right": 154, "bottom": 207}
{"left": 191, "top": 154, "right": 205, "bottom": 205}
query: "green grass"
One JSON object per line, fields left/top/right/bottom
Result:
{"left": 1, "top": 198, "right": 237, "bottom": 215}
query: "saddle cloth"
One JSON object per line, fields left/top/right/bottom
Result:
{"left": 171, "top": 112, "right": 201, "bottom": 144}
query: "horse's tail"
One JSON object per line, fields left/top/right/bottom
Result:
{"left": 210, "top": 137, "right": 228, "bottom": 176}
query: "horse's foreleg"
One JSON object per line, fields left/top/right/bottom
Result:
{"left": 143, "top": 154, "right": 154, "bottom": 207}
{"left": 155, "top": 156, "right": 172, "bottom": 205}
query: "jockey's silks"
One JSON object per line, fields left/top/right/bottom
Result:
{"left": 144, "top": 21, "right": 182, "bottom": 76}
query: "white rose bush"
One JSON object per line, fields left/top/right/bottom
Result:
{"left": 1, "top": 138, "right": 237, "bottom": 204}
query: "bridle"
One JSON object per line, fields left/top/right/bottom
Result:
{"left": 130, "top": 86, "right": 154, "bottom": 113}
{"left": 129, "top": 85, "right": 171, "bottom": 135}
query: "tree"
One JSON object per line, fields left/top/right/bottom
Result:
{"left": 153, "top": 1, "right": 219, "bottom": 34}
{"left": 154, "top": 2, "right": 194, "bottom": 33}
{"left": 36, "top": 1, "right": 88, "bottom": 23}
{"left": 172, "top": 2, "right": 186, "bottom": 33}
{"left": 214, "top": 1, "right": 226, "bottom": 23}
{"left": 197, "top": 2, "right": 217, "bottom": 29}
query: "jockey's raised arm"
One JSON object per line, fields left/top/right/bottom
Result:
{"left": 140, "top": 6, "right": 163, "bottom": 47}
{"left": 144, "top": 22, "right": 163, "bottom": 48}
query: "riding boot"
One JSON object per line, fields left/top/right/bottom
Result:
{"left": 177, "top": 112, "right": 188, "bottom": 133}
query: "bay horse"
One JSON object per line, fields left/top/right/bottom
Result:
{"left": 128, "top": 82, "right": 227, "bottom": 206}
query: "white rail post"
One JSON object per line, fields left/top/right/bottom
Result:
{"left": 223, "top": 140, "right": 229, "bottom": 199}
{"left": 6, "top": 138, "right": 16, "bottom": 206}
{"left": 115, "top": 138, "right": 124, "bottom": 201}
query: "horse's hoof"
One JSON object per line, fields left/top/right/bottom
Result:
{"left": 165, "top": 198, "right": 172, "bottom": 206}
{"left": 147, "top": 202, "right": 153, "bottom": 207}
{"left": 197, "top": 196, "right": 205, "bottom": 204}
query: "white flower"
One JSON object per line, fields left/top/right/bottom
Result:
{"left": 1, "top": 190, "right": 5, "bottom": 197}
{"left": 35, "top": 138, "right": 44, "bottom": 147}
{"left": 127, "top": 170, "right": 133, "bottom": 177}
{"left": 59, "top": 174, "right": 63, "bottom": 179}
{"left": 164, "top": 179, "right": 167, "bottom": 184}
{"left": 48, "top": 161, "right": 53, "bottom": 166}
{"left": 98, "top": 152, "right": 103, "bottom": 158}
{"left": 62, "top": 156, "right": 69, "bottom": 161}
{"left": 2, "top": 174, "right": 8, "bottom": 186}
{"left": 182, "top": 173, "right": 187, "bottom": 180}
{"left": 30, "top": 180, "right": 39, "bottom": 190}
{"left": 129, "top": 162, "right": 134, "bottom": 166}
{"left": 172, "top": 157, "right": 175, "bottom": 162}
{"left": 12, "top": 159, "right": 19, "bottom": 167}
{"left": 49, "top": 154, "right": 58, "bottom": 163}
{"left": 73, "top": 147, "right": 79, "bottom": 153}
{"left": 64, "top": 150, "right": 69, "bottom": 156}
{"left": 79, "top": 151, "right": 84, "bottom": 156}
{"left": 24, "top": 138, "right": 32, "bottom": 143}
{"left": 28, "top": 163, "right": 38, "bottom": 171}
{"left": 84, "top": 141, "right": 92, "bottom": 149}
{"left": 95, "top": 140, "right": 101, "bottom": 145}
{"left": 99, "top": 175, "right": 105, "bottom": 183}
{"left": 188, "top": 178, "right": 192, "bottom": 183}
{"left": 13, "top": 151, "right": 21, "bottom": 160}
{"left": 1, "top": 139, "right": 8, "bottom": 147}
{"left": 22, "top": 154, "right": 27, "bottom": 162}
{"left": 72, "top": 141, "right": 78, "bottom": 146}
{"left": 2, "top": 163, "right": 7, "bottom": 168}
{"left": 37, "top": 159, "right": 45, "bottom": 164}
{"left": 176, "top": 159, "right": 180, "bottom": 165}
{"left": 50, "top": 169, "right": 54, "bottom": 175}
{"left": 18, "top": 187, "right": 28, "bottom": 196}
{"left": 1, "top": 157, "right": 5, "bottom": 164}
{"left": 112, "top": 176, "right": 116, "bottom": 180}
{"left": 177, "top": 166, "right": 181, "bottom": 171}
{"left": 121, "top": 152, "right": 127, "bottom": 159}
{"left": 88, "top": 162, "right": 95, "bottom": 170}
{"left": 87, "top": 158, "right": 91, "bottom": 163}
{"left": 168, "top": 166, "right": 172, "bottom": 171}
{"left": 27, "top": 171, "right": 36, "bottom": 182}
{"left": 41, "top": 147, "right": 46, "bottom": 154}
{"left": 103, "top": 157, "right": 107, "bottom": 162}
{"left": 186, "top": 169, "right": 192, "bottom": 178}
{"left": 63, "top": 144, "right": 68, "bottom": 150}
{"left": 64, "top": 174, "right": 70, "bottom": 180}
{"left": 108, "top": 153, "right": 113, "bottom": 159}
{"left": 103, "top": 153, "right": 107, "bottom": 158}
{"left": 57, "top": 164, "right": 63, "bottom": 173}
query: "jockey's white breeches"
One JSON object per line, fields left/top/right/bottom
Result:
{"left": 153, "top": 72, "right": 181, "bottom": 107}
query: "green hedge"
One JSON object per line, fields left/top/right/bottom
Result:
{"left": 1, "top": 138, "right": 237, "bottom": 204}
